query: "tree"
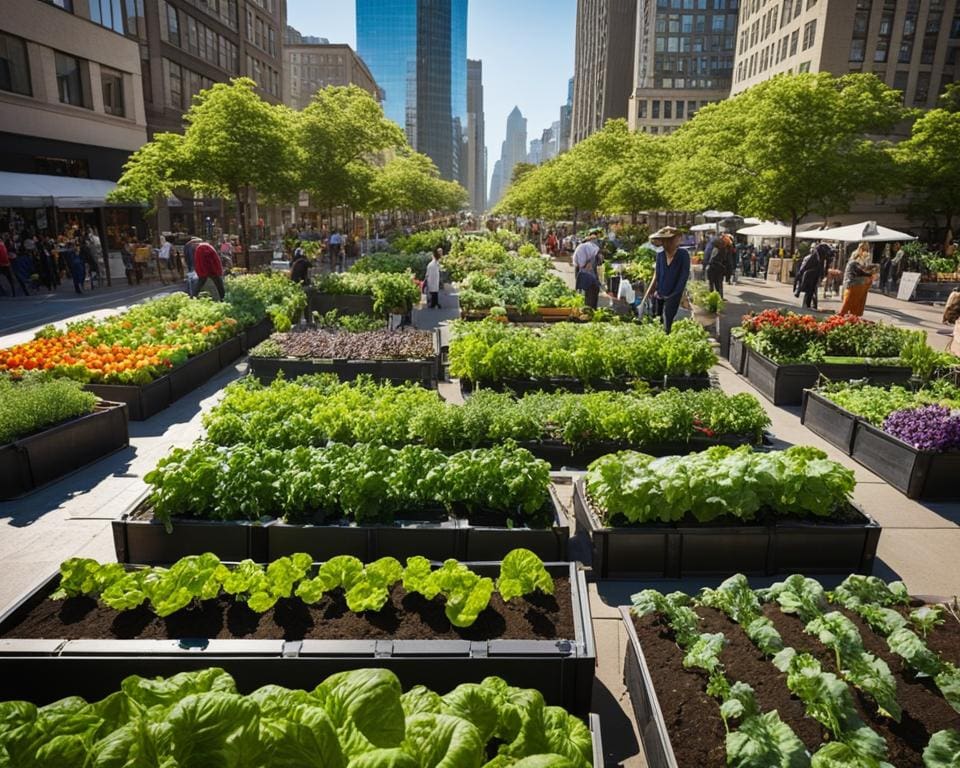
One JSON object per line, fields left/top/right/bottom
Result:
{"left": 108, "top": 133, "right": 188, "bottom": 212}
{"left": 661, "top": 72, "right": 907, "bottom": 253}
{"left": 895, "top": 108, "right": 960, "bottom": 238}
{"left": 179, "top": 77, "right": 298, "bottom": 247}
{"left": 510, "top": 162, "right": 537, "bottom": 186}
{"left": 600, "top": 130, "right": 670, "bottom": 223}
{"left": 937, "top": 81, "right": 960, "bottom": 112}
{"left": 297, "top": 85, "right": 407, "bottom": 217}
{"left": 372, "top": 151, "right": 467, "bottom": 218}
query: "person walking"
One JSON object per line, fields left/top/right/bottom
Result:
{"left": 63, "top": 238, "right": 85, "bottom": 294}
{"left": 838, "top": 241, "right": 877, "bottom": 316}
{"left": 157, "top": 235, "right": 173, "bottom": 283}
{"left": 425, "top": 247, "right": 442, "bottom": 308}
{"left": 290, "top": 244, "right": 311, "bottom": 285}
{"left": 194, "top": 239, "right": 225, "bottom": 300}
{"left": 545, "top": 230, "right": 559, "bottom": 257}
{"left": 0, "top": 237, "right": 29, "bottom": 296}
{"left": 704, "top": 234, "right": 727, "bottom": 297}
{"left": 328, "top": 230, "right": 343, "bottom": 272}
{"left": 573, "top": 227, "right": 603, "bottom": 309}
{"left": 80, "top": 236, "right": 100, "bottom": 290}
{"left": 643, "top": 226, "right": 690, "bottom": 334}
{"left": 796, "top": 244, "right": 824, "bottom": 309}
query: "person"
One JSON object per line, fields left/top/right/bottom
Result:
{"left": 290, "top": 244, "right": 310, "bottom": 285}
{"left": 749, "top": 244, "right": 757, "bottom": 277}
{"left": 759, "top": 244, "right": 770, "bottom": 278}
{"left": 545, "top": 230, "right": 559, "bottom": 257}
{"left": 183, "top": 236, "right": 202, "bottom": 296}
{"left": 890, "top": 241, "right": 905, "bottom": 290}
{"left": 573, "top": 227, "right": 603, "bottom": 309}
{"left": 796, "top": 244, "right": 824, "bottom": 309}
{"left": 878, "top": 248, "right": 894, "bottom": 295}
{"left": 725, "top": 237, "right": 737, "bottom": 284}
{"left": 219, "top": 236, "right": 234, "bottom": 265}
{"left": 838, "top": 241, "right": 877, "bottom": 316}
{"left": 328, "top": 230, "right": 343, "bottom": 271}
{"left": 643, "top": 226, "right": 690, "bottom": 333}
{"left": 157, "top": 235, "right": 173, "bottom": 283}
{"left": 703, "top": 234, "right": 727, "bottom": 297}
{"left": 0, "top": 237, "right": 29, "bottom": 296}
{"left": 80, "top": 236, "right": 99, "bottom": 290}
{"left": 63, "top": 238, "right": 85, "bottom": 294}
{"left": 425, "top": 247, "right": 442, "bottom": 308}
{"left": 194, "top": 239, "right": 225, "bottom": 300}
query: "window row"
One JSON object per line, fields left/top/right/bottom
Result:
{"left": 42, "top": 0, "right": 144, "bottom": 37}
{"left": 655, "top": 13, "right": 737, "bottom": 34}
{"left": 163, "top": 57, "right": 213, "bottom": 111}
{"left": 245, "top": 9, "right": 277, "bottom": 57}
{"left": 246, "top": 54, "right": 280, "bottom": 98}
{"left": 290, "top": 52, "right": 347, "bottom": 65}
{"left": 654, "top": 53, "right": 735, "bottom": 75}
{"left": 657, "top": 0, "right": 738, "bottom": 9}
{"left": 638, "top": 98, "right": 714, "bottom": 120}
{"left": 655, "top": 34, "right": 736, "bottom": 52}
{"left": 179, "top": 0, "right": 239, "bottom": 32}
{"left": 160, "top": 1, "right": 240, "bottom": 74}
{"left": 0, "top": 31, "right": 126, "bottom": 116}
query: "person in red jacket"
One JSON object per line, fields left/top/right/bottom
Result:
{"left": 0, "top": 237, "right": 29, "bottom": 296}
{"left": 193, "top": 240, "right": 224, "bottom": 300}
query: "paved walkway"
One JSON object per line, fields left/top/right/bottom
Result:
{"left": 1, "top": 266, "right": 958, "bottom": 768}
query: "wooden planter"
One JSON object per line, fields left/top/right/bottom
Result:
{"left": 800, "top": 390, "right": 859, "bottom": 454}
{"left": 460, "top": 373, "right": 713, "bottom": 397}
{"left": 307, "top": 290, "right": 375, "bottom": 317}
{"left": 0, "top": 562, "right": 596, "bottom": 717}
{"left": 727, "top": 331, "right": 747, "bottom": 374}
{"left": 0, "top": 402, "right": 129, "bottom": 500}
{"left": 572, "top": 478, "right": 881, "bottom": 578}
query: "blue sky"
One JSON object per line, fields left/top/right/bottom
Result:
{"left": 286, "top": 0, "right": 576, "bottom": 191}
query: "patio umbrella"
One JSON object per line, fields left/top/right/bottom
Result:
{"left": 689, "top": 223, "right": 716, "bottom": 232}
{"left": 742, "top": 217, "right": 762, "bottom": 225}
{"left": 797, "top": 221, "right": 917, "bottom": 242}
{"left": 701, "top": 209, "right": 722, "bottom": 218}
{"left": 737, "top": 222, "right": 792, "bottom": 237}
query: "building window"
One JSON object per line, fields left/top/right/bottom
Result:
{"left": 166, "top": 58, "right": 182, "bottom": 109}
{"left": 663, "top": 100, "right": 672, "bottom": 119}
{"left": 875, "top": 38, "right": 889, "bottom": 62}
{"left": 34, "top": 156, "right": 89, "bottom": 177}
{"left": 55, "top": 52, "right": 86, "bottom": 107}
{"left": 42, "top": 0, "right": 73, "bottom": 9}
{"left": 893, "top": 70, "right": 909, "bottom": 101}
{"left": 802, "top": 20, "right": 816, "bottom": 50}
{"left": 688, "top": 99, "right": 697, "bottom": 117}
{"left": 101, "top": 68, "right": 124, "bottom": 116}
{"left": 125, "top": 0, "right": 145, "bottom": 37}
{"left": 638, "top": 100, "right": 647, "bottom": 118}
{"left": 161, "top": 1, "right": 179, "bottom": 46}
{"left": 652, "top": 100, "right": 660, "bottom": 119}
{"left": 0, "top": 32, "right": 31, "bottom": 96}
{"left": 850, "top": 39, "right": 865, "bottom": 62}
{"left": 914, "top": 70, "right": 930, "bottom": 104}
{"left": 90, "top": 0, "right": 126, "bottom": 35}
{"left": 676, "top": 100, "right": 685, "bottom": 118}
{"left": 898, "top": 41, "right": 913, "bottom": 62}
{"left": 789, "top": 29, "right": 798, "bottom": 55}
{"left": 798, "top": 61, "right": 811, "bottom": 72}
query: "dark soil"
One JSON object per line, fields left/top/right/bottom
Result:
{"left": 763, "top": 604, "right": 958, "bottom": 768}
{"left": 0, "top": 578, "right": 573, "bottom": 642}
{"left": 631, "top": 613, "right": 727, "bottom": 768}
{"left": 918, "top": 607, "right": 960, "bottom": 666}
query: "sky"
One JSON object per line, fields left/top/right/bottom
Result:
{"left": 286, "top": 0, "right": 576, "bottom": 192}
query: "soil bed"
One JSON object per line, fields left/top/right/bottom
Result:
{"left": 1, "top": 577, "right": 573, "bottom": 643}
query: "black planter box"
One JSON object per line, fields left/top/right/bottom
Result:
{"left": 459, "top": 373, "right": 713, "bottom": 397}
{"left": 743, "top": 347, "right": 911, "bottom": 406}
{"left": 515, "top": 434, "right": 760, "bottom": 471}
{"left": 0, "top": 563, "right": 596, "bottom": 717}
{"left": 0, "top": 402, "right": 129, "bottom": 500}
{"left": 800, "top": 390, "right": 858, "bottom": 454}
{"left": 112, "top": 496, "right": 271, "bottom": 564}
{"left": 621, "top": 605, "right": 680, "bottom": 768}
{"left": 728, "top": 331, "right": 747, "bottom": 374}
{"left": 269, "top": 487, "right": 570, "bottom": 562}
{"left": 308, "top": 291, "right": 375, "bottom": 317}
{"left": 851, "top": 421, "right": 960, "bottom": 499}
{"left": 572, "top": 478, "right": 880, "bottom": 578}
{"left": 85, "top": 334, "right": 245, "bottom": 420}
{"left": 241, "top": 317, "right": 274, "bottom": 350}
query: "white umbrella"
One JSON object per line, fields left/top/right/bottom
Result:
{"left": 797, "top": 221, "right": 917, "bottom": 242}
{"left": 701, "top": 209, "right": 722, "bottom": 218}
{"left": 689, "top": 222, "right": 716, "bottom": 232}
{"left": 737, "top": 222, "right": 792, "bottom": 237}
{"left": 742, "top": 217, "right": 762, "bottom": 225}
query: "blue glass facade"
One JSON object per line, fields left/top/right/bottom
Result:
{"left": 356, "top": 0, "right": 467, "bottom": 181}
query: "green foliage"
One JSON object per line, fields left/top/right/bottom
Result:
{"left": 372, "top": 151, "right": 468, "bottom": 214}
{"left": 0, "top": 668, "right": 593, "bottom": 768}
{"left": 688, "top": 281, "right": 726, "bottom": 313}
{"left": 586, "top": 445, "right": 855, "bottom": 525}
{"left": 145, "top": 442, "right": 551, "bottom": 529}
{"left": 923, "top": 730, "right": 960, "bottom": 768}
{"left": 821, "top": 380, "right": 960, "bottom": 426}
{"left": 391, "top": 229, "right": 459, "bottom": 255}
{"left": 496, "top": 549, "right": 555, "bottom": 602}
{"left": 312, "top": 271, "right": 422, "bottom": 315}
{"left": 895, "top": 107, "right": 960, "bottom": 236}
{"left": 0, "top": 374, "right": 97, "bottom": 444}
{"left": 223, "top": 273, "right": 307, "bottom": 329}
{"left": 351, "top": 252, "right": 432, "bottom": 281}
{"left": 448, "top": 319, "right": 717, "bottom": 384}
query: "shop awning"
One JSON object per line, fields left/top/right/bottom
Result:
{"left": 0, "top": 171, "right": 119, "bottom": 208}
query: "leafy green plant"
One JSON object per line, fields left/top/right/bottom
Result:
{"left": 0, "top": 374, "right": 97, "bottom": 444}
{"left": 496, "top": 549, "right": 555, "bottom": 602}
{"left": 313, "top": 271, "right": 421, "bottom": 315}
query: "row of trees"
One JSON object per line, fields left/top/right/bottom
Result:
{"left": 109, "top": 79, "right": 468, "bottom": 244}
{"left": 495, "top": 72, "right": 960, "bottom": 250}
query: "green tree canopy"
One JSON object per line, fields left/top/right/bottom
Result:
{"left": 372, "top": 151, "right": 467, "bottom": 214}
{"left": 600, "top": 129, "right": 670, "bottom": 222}
{"left": 108, "top": 133, "right": 187, "bottom": 212}
{"left": 895, "top": 107, "right": 960, "bottom": 235}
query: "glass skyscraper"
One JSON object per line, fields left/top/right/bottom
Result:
{"left": 357, "top": 0, "right": 468, "bottom": 181}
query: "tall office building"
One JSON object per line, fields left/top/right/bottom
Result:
{"left": 488, "top": 158, "right": 503, "bottom": 209}
{"left": 558, "top": 77, "right": 573, "bottom": 153}
{"left": 356, "top": 0, "right": 468, "bottom": 181}
{"left": 466, "top": 59, "right": 486, "bottom": 212}
{"left": 571, "top": 0, "right": 637, "bottom": 145}
{"left": 501, "top": 106, "right": 527, "bottom": 188}
{"left": 527, "top": 138, "right": 543, "bottom": 165}
{"left": 285, "top": 26, "right": 328, "bottom": 45}
{"left": 283, "top": 38, "right": 380, "bottom": 109}
{"left": 731, "top": 0, "right": 959, "bottom": 109}
{"left": 627, "top": 0, "right": 738, "bottom": 135}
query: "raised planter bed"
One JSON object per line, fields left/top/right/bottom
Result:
{"left": 460, "top": 373, "right": 713, "bottom": 397}
{"left": 727, "top": 330, "right": 747, "bottom": 374}
{"left": 268, "top": 486, "right": 570, "bottom": 562}
{"left": 461, "top": 306, "right": 582, "bottom": 323}
{"left": 572, "top": 478, "right": 880, "bottom": 578}
{"left": 241, "top": 316, "right": 274, "bottom": 350}
{"left": 743, "top": 347, "right": 911, "bottom": 406}
{"left": 85, "top": 334, "right": 246, "bottom": 420}
{"left": 0, "top": 401, "right": 129, "bottom": 500}
{"left": 307, "top": 290, "right": 375, "bottom": 317}
{"left": 851, "top": 420, "right": 960, "bottom": 499}
{"left": 0, "top": 561, "right": 596, "bottom": 716}
{"left": 800, "top": 389, "right": 858, "bottom": 454}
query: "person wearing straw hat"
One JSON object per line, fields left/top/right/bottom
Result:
{"left": 573, "top": 227, "right": 604, "bottom": 309}
{"left": 642, "top": 226, "right": 690, "bottom": 333}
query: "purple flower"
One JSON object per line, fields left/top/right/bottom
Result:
{"left": 883, "top": 405, "right": 960, "bottom": 452}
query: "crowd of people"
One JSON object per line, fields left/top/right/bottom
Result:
{"left": 0, "top": 227, "right": 105, "bottom": 297}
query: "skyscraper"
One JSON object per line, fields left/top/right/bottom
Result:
{"left": 627, "top": 0, "right": 738, "bottom": 135}
{"left": 356, "top": 0, "right": 468, "bottom": 181}
{"left": 489, "top": 158, "right": 503, "bottom": 209}
{"left": 489, "top": 106, "right": 527, "bottom": 207}
{"left": 467, "top": 59, "right": 486, "bottom": 212}
{"left": 559, "top": 77, "right": 574, "bottom": 152}
{"left": 571, "top": 0, "right": 637, "bottom": 145}
{"left": 527, "top": 138, "right": 543, "bottom": 165}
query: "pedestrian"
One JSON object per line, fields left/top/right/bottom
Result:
{"left": 183, "top": 236, "right": 202, "bottom": 296}
{"left": 838, "top": 241, "right": 877, "bottom": 317}
{"left": 63, "top": 238, "right": 85, "bottom": 294}
{"left": 890, "top": 241, "right": 905, "bottom": 289}
{"left": 425, "top": 247, "right": 442, "bottom": 308}
{"left": 193, "top": 239, "right": 225, "bottom": 300}
{"left": 80, "top": 236, "right": 99, "bottom": 290}
{"left": 0, "top": 237, "right": 29, "bottom": 296}
{"left": 725, "top": 237, "right": 737, "bottom": 284}
{"left": 545, "top": 230, "right": 559, "bottom": 257}
{"left": 796, "top": 244, "right": 824, "bottom": 309}
{"left": 219, "top": 236, "right": 234, "bottom": 266}
{"left": 573, "top": 227, "right": 603, "bottom": 309}
{"left": 328, "top": 229, "right": 343, "bottom": 272}
{"left": 704, "top": 234, "right": 727, "bottom": 297}
{"left": 157, "top": 235, "right": 174, "bottom": 283}
{"left": 643, "top": 226, "right": 691, "bottom": 334}
{"left": 290, "top": 243, "right": 310, "bottom": 285}
{"left": 878, "top": 248, "right": 894, "bottom": 295}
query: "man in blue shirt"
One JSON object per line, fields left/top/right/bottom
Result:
{"left": 643, "top": 226, "right": 691, "bottom": 333}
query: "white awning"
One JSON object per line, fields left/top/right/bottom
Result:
{"left": 689, "top": 222, "right": 716, "bottom": 232}
{"left": 737, "top": 222, "right": 793, "bottom": 237}
{"left": 795, "top": 220, "right": 917, "bottom": 243}
{"left": 0, "top": 171, "right": 120, "bottom": 208}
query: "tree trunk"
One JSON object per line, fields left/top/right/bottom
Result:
{"left": 236, "top": 188, "right": 248, "bottom": 268}
{"left": 631, "top": 210, "right": 638, "bottom": 226}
